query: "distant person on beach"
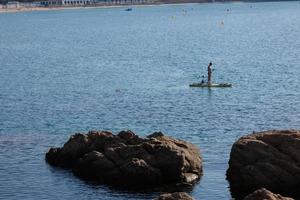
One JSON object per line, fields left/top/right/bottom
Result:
{"left": 207, "top": 62, "right": 212, "bottom": 85}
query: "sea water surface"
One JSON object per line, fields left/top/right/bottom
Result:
{"left": 0, "top": 2, "right": 300, "bottom": 199}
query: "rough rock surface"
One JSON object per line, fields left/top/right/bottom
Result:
{"left": 243, "top": 188, "right": 294, "bottom": 200}
{"left": 46, "top": 130, "right": 202, "bottom": 189}
{"left": 155, "top": 192, "right": 194, "bottom": 200}
{"left": 227, "top": 130, "right": 300, "bottom": 198}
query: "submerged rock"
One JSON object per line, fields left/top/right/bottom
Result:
{"left": 46, "top": 130, "right": 202, "bottom": 189}
{"left": 155, "top": 192, "right": 194, "bottom": 200}
{"left": 226, "top": 130, "right": 300, "bottom": 198}
{"left": 243, "top": 188, "right": 294, "bottom": 200}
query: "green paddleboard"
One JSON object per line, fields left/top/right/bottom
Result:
{"left": 189, "top": 83, "right": 232, "bottom": 88}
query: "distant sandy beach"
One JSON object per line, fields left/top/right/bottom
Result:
{"left": 0, "top": 5, "right": 125, "bottom": 13}
{"left": 0, "top": 0, "right": 237, "bottom": 14}
{"left": 0, "top": 3, "right": 200, "bottom": 13}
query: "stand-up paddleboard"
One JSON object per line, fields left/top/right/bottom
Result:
{"left": 189, "top": 83, "right": 232, "bottom": 88}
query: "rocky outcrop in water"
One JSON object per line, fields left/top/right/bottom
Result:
{"left": 227, "top": 130, "right": 300, "bottom": 198}
{"left": 243, "top": 188, "right": 294, "bottom": 200}
{"left": 155, "top": 192, "right": 194, "bottom": 200}
{"left": 46, "top": 130, "right": 202, "bottom": 189}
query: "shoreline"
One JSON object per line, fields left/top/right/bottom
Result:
{"left": 0, "top": 1, "right": 245, "bottom": 14}
{"left": 0, "top": 0, "right": 297, "bottom": 14}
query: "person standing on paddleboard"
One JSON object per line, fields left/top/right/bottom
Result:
{"left": 207, "top": 62, "right": 212, "bottom": 85}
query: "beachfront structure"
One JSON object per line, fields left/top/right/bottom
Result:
{"left": 1, "top": 0, "right": 154, "bottom": 7}
{"left": 1, "top": 1, "right": 45, "bottom": 8}
{"left": 41, "top": 0, "right": 92, "bottom": 6}
{"left": 40, "top": 0, "right": 152, "bottom": 6}
{"left": 94, "top": 0, "right": 151, "bottom": 4}
{"left": 5, "top": 1, "right": 19, "bottom": 8}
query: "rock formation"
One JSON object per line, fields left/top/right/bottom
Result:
{"left": 243, "top": 188, "right": 294, "bottom": 200}
{"left": 155, "top": 192, "right": 194, "bottom": 200}
{"left": 46, "top": 130, "right": 202, "bottom": 189}
{"left": 227, "top": 130, "right": 300, "bottom": 198}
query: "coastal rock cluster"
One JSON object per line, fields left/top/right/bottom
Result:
{"left": 155, "top": 192, "right": 194, "bottom": 200}
{"left": 46, "top": 129, "right": 300, "bottom": 199}
{"left": 243, "top": 188, "right": 294, "bottom": 200}
{"left": 227, "top": 130, "right": 300, "bottom": 198}
{"left": 46, "top": 130, "right": 202, "bottom": 189}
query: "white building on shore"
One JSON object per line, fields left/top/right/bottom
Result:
{"left": 41, "top": 0, "right": 92, "bottom": 6}
{"left": 5, "top": 1, "right": 20, "bottom": 8}
{"left": 1, "top": 0, "right": 154, "bottom": 8}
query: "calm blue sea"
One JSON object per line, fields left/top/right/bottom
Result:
{"left": 0, "top": 2, "right": 300, "bottom": 199}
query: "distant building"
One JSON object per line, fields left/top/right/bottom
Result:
{"left": 93, "top": 0, "right": 152, "bottom": 5}
{"left": 2, "top": 1, "right": 44, "bottom": 8}
{"left": 1, "top": 0, "right": 154, "bottom": 8}
{"left": 41, "top": 0, "right": 92, "bottom": 6}
{"left": 5, "top": 1, "right": 19, "bottom": 8}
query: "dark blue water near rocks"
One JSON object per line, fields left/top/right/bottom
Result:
{"left": 0, "top": 2, "right": 300, "bottom": 199}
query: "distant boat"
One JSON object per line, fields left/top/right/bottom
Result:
{"left": 125, "top": 8, "right": 132, "bottom": 11}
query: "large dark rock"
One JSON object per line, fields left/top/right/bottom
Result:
{"left": 243, "top": 188, "right": 294, "bottom": 200}
{"left": 226, "top": 130, "right": 300, "bottom": 199}
{"left": 155, "top": 192, "right": 194, "bottom": 200}
{"left": 46, "top": 130, "right": 202, "bottom": 189}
